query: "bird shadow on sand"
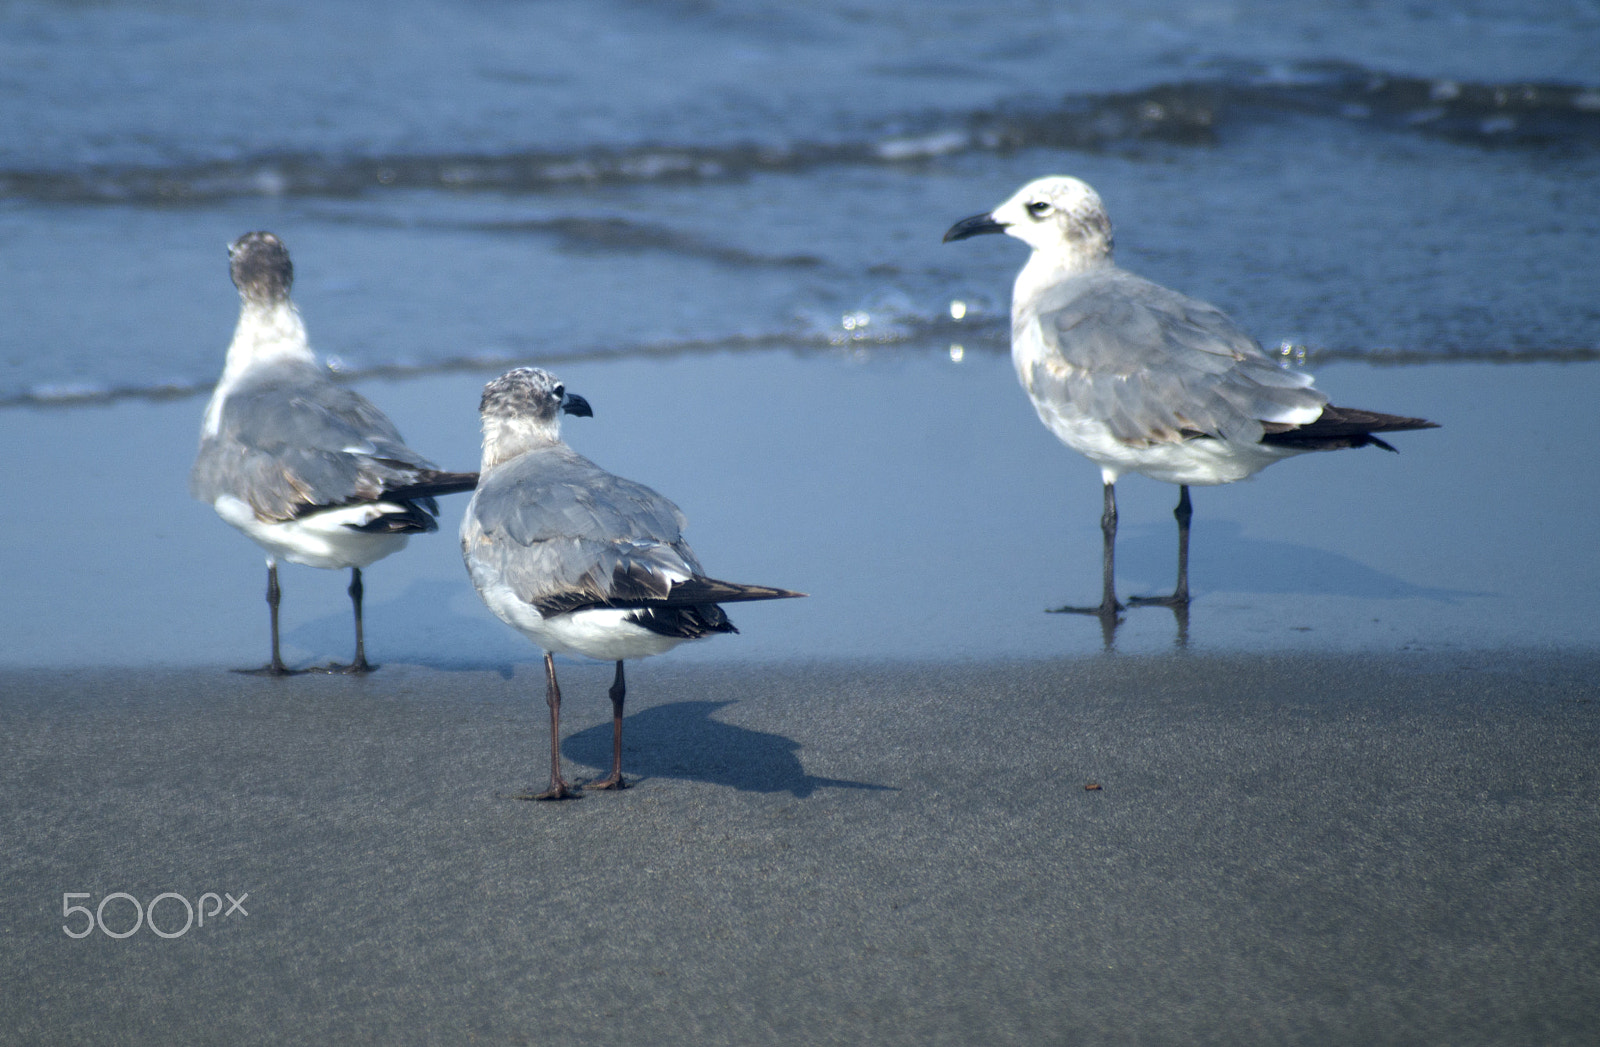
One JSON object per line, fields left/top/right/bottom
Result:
{"left": 563, "top": 700, "right": 894, "bottom": 799}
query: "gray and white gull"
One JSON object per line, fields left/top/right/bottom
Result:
{"left": 191, "top": 232, "right": 477, "bottom": 673}
{"left": 945, "top": 176, "right": 1437, "bottom": 621}
{"left": 461, "top": 367, "right": 804, "bottom": 800}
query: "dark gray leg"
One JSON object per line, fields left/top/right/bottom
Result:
{"left": 345, "top": 567, "right": 377, "bottom": 672}
{"left": 1174, "top": 485, "right": 1192, "bottom": 602}
{"left": 314, "top": 567, "right": 378, "bottom": 674}
{"left": 588, "top": 660, "right": 629, "bottom": 791}
{"left": 1099, "top": 481, "right": 1121, "bottom": 610}
{"left": 1130, "top": 485, "right": 1194, "bottom": 608}
{"left": 1051, "top": 481, "right": 1125, "bottom": 631}
{"left": 530, "top": 652, "right": 579, "bottom": 801}
{"left": 267, "top": 562, "right": 285, "bottom": 671}
{"left": 349, "top": 567, "right": 369, "bottom": 668}
{"left": 237, "top": 561, "right": 297, "bottom": 675}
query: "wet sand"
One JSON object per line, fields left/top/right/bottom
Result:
{"left": 5, "top": 652, "right": 1598, "bottom": 1045}
{"left": 7, "top": 357, "right": 1600, "bottom": 669}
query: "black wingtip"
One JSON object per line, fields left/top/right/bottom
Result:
{"left": 692, "top": 580, "right": 808, "bottom": 604}
{"left": 385, "top": 471, "right": 480, "bottom": 499}
{"left": 1261, "top": 406, "right": 1439, "bottom": 452}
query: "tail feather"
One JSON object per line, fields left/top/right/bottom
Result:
{"left": 532, "top": 576, "right": 805, "bottom": 620}
{"left": 624, "top": 578, "right": 804, "bottom": 639}
{"left": 346, "top": 500, "right": 439, "bottom": 534}
{"left": 383, "top": 469, "right": 479, "bottom": 500}
{"left": 288, "top": 470, "right": 473, "bottom": 530}
{"left": 1261, "top": 405, "right": 1438, "bottom": 451}
{"left": 662, "top": 576, "right": 807, "bottom": 606}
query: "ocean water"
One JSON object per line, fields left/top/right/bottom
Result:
{"left": 1, "top": 0, "right": 1597, "bottom": 664}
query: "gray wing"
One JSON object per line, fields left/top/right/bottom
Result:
{"left": 1022, "top": 267, "right": 1326, "bottom": 445}
{"left": 463, "top": 446, "right": 705, "bottom": 613}
{"left": 190, "top": 360, "right": 443, "bottom": 521}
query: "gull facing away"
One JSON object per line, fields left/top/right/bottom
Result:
{"left": 461, "top": 367, "right": 804, "bottom": 801}
{"left": 191, "top": 232, "right": 477, "bottom": 674}
{"left": 944, "top": 176, "right": 1437, "bottom": 622}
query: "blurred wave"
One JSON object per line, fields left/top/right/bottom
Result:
{"left": 5, "top": 65, "right": 1595, "bottom": 206}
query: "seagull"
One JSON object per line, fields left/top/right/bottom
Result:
{"left": 945, "top": 176, "right": 1437, "bottom": 621}
{"left": 461, "top": 367, "right": 804, "bottom": 800}
{"left": 191, "top": 231, "right": 477, "bottom": 674}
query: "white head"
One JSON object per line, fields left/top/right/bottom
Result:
{"left": 944, "top": 175, "right": 1114, "bottom": 268}
{"left": 477, "top": 366, "right": 594, "bottom": 469}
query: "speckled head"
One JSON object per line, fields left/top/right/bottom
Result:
{"left": 477, "top": 367, "right": 594, "bottom": 466}
{"left": 479, "top": 367, "right": 593, "bottom": 421}
{"left": 228, "top": 231, "right": 294, "bottom": 303}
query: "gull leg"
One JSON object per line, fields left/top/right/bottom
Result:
{"left": 348, "top": 567, "right": 372, "bottom": 671}
{"left": 1130, "top": 485, "right": 1194, "bottom": 609}
{"left": 1169, "top": 488, "right": 1193, "bottom": 648}
{"left": 237, "top": 560, "right": 297, "bottom": 675}
{"left": 588, "top": 660, "right": 629, "bottom": 790}
{"left": 317, "top": 567, "right": 378, "bottom": 674}
{"left": 526, "top": 652, "right": 579, "bottom": 801}
{"left": 1051, "top": 482, "right": 1125, "bottom": 629}
{"left": 267, "top": 562, "right": 285, "bottom": 671}
{"left": 1173, "top": 484, "right": 1192, "bottom": 603}
{"left": 1101, "top": 482, "right": 1122, "bottom": 611}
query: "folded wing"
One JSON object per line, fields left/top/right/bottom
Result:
{"left": 191, "top": 360, "right": 472, "bottom": 526}
{"left": 1024, "top": 267, "right": 1328, "bottom": 447}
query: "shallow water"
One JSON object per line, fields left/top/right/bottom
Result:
{"left": 0, "top": 0, "right": 1596, "bottom": 667}
{"left": 3, "top": 353, "right": 1596, "bottom": 666}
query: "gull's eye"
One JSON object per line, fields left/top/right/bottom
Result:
{"left": 553, "top": 384, "right": 565, "bottom": 399}
{"left": 1026, "top": 200, "right": 1053, "bottom": 217}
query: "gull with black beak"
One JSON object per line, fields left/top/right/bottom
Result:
{"left": 191, "top": 232, "right": 477, "bottom": 673}
{"left": 945, "top": 176, "right": 1436, "bottom": 623}
{"left": 462, "top": 367, "right": 804, "bottom": 800}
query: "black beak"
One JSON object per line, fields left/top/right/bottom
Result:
{"left": 943, "top": 212, "right": 1008, "bottom": 242}
{"left": 561, "top": 392, "right": 593, "bottom": 418}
